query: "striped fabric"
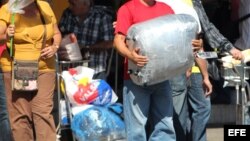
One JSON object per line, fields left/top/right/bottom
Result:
{"left": 192, "top": 0, "right": 234, "bottom": 52}
{"left": 234, "top": 0, "right": 250, "bottom": 50}
{"left": 59, "top": 6, "right": 114, "bottom": 74}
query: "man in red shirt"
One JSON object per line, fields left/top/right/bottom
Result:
{"left": 114, "top": 0, "right": 176, "bottom": 140}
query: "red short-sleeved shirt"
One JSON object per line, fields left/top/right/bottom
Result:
{"left": 0, "top": 44, "right": 6, "bottom": 57}
{"left": 115, "top": 0, "right": 175, "bottom": 80}
{"left": 0, "top": 2, "right": 6, "bottom": 58}
{"left": 0, "top": 0, "right": 6, "bottom": 58}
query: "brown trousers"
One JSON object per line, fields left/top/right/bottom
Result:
{"left": 3, "top": 71, "right": 56, "bottom": 141}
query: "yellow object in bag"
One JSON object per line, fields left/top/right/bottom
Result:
{"left": 60, "top": 79, "right": 66, "bottom": 95}
{"left": 181, "top": 0, "right": 193, "bottom": 7}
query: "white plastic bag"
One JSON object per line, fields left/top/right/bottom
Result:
{"left": 61, "top": 66, "right": 95, "bottom": 105}
{"left": 61, "top": 67, "right": 118, "bottom": 106}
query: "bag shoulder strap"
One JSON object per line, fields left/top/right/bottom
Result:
{"left": 238, "top": 13, "right": 250, "bottom": 23}
{"left": 36, "top": 1, "right": 47, "bottom": 51}
{"left": 32, "top": 1, "right": 47, "bottom": 61}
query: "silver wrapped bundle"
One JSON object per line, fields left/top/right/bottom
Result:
{"left": 126, "top": 14, "right": 198, "bottom": 86}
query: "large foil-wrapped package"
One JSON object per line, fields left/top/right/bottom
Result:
{"left": 126, "top": 14, "right": 198, "bottom": 86}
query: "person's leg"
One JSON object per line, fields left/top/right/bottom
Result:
{"left": 4, "top": 72, "right": 34, "bottom": 141}
{"left": 169, "top": 74, "right": 189, "bottom": 141}
{"left": 187, "top": 73, "right": 211, "bottom": 141}
{"left": 0, "top": 69, "right": 13, "bottom": 141}
{"left": 123, "top": 80, "right": 151, "bottom": 141}
{"left": 32, "top": 72, "right": 56, "bottom": 141}
{"left": 149, "top": 80, "right": 176, "bottom": 141}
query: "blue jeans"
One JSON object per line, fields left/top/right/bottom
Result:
{"left": 169, "top": 74, "right": 189, "bottom": 141}
{"left": 170, "top": 73, "right": 211, "bottom": 141}
{"left": 0, "top": 69, "right": 13, "bottom": 141}
{"left": 187, "top": 73, "right": 211, "bottom": 141}
{"left": 123, "top": 80, "right": 176, "bottom": 141}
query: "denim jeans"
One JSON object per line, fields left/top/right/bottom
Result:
{"left": 123, "top": 80, "right": 176, "bottom": 141}
{"left": 187, "top": 73, "right": 211, "bottom": 141}
{"left": 169, "top": 73, "right": 211, "bottom": 141}
{"left": 0, "top": 69, "right": 13, "bottom": 141}
{"left": 169, "top": 74, "right": 189, "bottom": 141}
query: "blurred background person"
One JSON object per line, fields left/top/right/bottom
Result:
{"left": 157, "top": 1, "right": 212, "bottom": 141}
{"left": 234, "top": 0, "right": 250, "bottom": 50}
{"left": 59, "top": 0, "right": 114, "bottom": 80}
{"left": 0, "top": 1, "right": 13, "bottom": 141}
{"left": 0, "top": 0, "right": 61, "bottom": 140}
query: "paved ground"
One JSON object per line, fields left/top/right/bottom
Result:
{"left": 207, "top": 126, "right": 223, "bottom": 141}
{"left": 59, "top": 127, "right": 224, "bottom": 141}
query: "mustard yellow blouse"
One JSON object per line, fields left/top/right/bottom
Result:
{"left": 0, "top": 1, "right": 57, "bottom": 72}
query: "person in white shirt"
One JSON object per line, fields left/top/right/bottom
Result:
{"left": 234, "top": 0, "right": 250, "bottom": 50}
{"left": 157, "top": 1, "right": 212, "bottom": 141}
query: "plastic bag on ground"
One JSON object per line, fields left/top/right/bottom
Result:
{"left": 71, "top": 104, "right": 126, "bottom": 141}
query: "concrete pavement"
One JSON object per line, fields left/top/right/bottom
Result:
{"left": 207, "top": 126, "right": 223, "bottom": 141}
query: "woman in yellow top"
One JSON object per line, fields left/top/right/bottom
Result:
{"left": 0, "top": 0, "right": 61, "bottom": 140}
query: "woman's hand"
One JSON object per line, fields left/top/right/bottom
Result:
{"left": 41, "top": 44, "right": 58, "bottom": 59}
{"left": 6, "top": 24, "right": 15, "bottom": 38}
